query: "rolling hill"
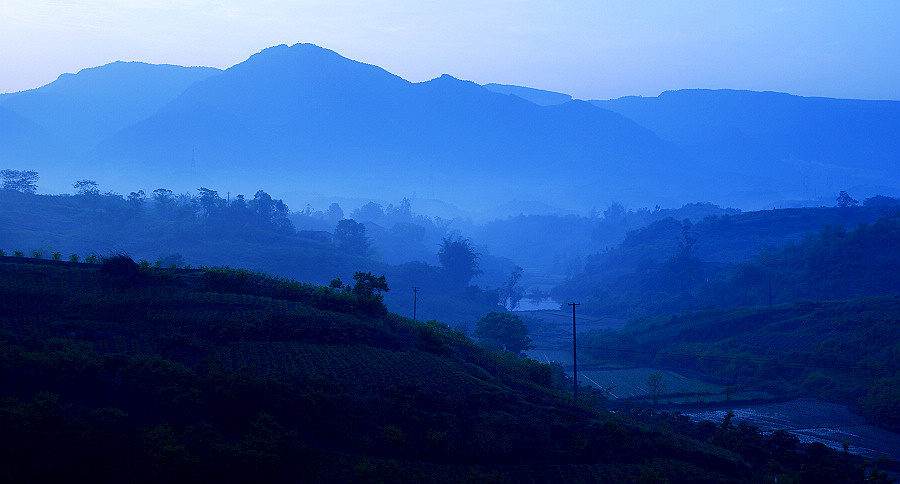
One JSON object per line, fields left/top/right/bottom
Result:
{"left": 0, "top": 256, "right": 871, "bottom": 482}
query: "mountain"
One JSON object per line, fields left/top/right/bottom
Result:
{"left": 0, "top": 62, "right": 220, "bottom": 191}
{"left": 3, "top": 45, "right": 899, "bottom": 210}
{"left": 85, "top": 43, "right": 700, "bottom": 211}
{"left": 0, "top": 106, "right": 66, "bottom": 169}
{"left": 592, "top": 90, "right": 900, "bottom": 207}
{"left": 482, "top": 83, "right": 573, "bottom": 105}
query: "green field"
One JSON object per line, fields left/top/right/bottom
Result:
{"left": 578, "top": 367, "right": 724, "bottom": 400}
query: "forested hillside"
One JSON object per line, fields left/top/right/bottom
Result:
{"left": 579, "top": 297, "right": 900, "bottom": 433}
{"left": 0, "top": 187, "right": 506, "bottom": 327}
{"left": 553, "top": 203, "right": 900, "bottom": 319}
{"left": 0, "top": 257, "right": 878, "bottom": 482}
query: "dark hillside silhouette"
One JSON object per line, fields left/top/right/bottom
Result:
{"left": 0, "top": 257, "right": 874, "bottom": 482}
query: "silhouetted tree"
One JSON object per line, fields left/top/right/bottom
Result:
{"left": 251, "top": 190, "right": 275, "bottom": 224}
{"left": 197, "top": 187, "right": 224, "bottom": 218}
{"left": 603, "top": 201, "right": 627, "bottom": 225}
{"left": 127, "top": 190, "right": 146, "bottom": 210}
{"left": 152, "top": 188, "right": 174, "bottom": 211}
{"left": 499, "top": 266, "right": 525, "bottom": 310}
{"left": 73, "top": 179, "right": 99, "bottom": 195}
{"left": 836, "top": 190, "right": 858, "bottom": 208}
{"left": 438, "top": 236, "right": 481, "bottom": 288}
{"left": 385, "top": 198, "right": 412, "bottom": 222}
{"left": 648, "top": 371, "right": 664, "bottom": 405}
{"left": 352, "top": 271, "right": 389, "bottom": 315}
{"left": 334, "top": 219, "right": 370, "bottom": 256}
{"left": 863, "top": 195, "right": 899, "bottom": 207}
{"left": 1, "top": 169, "right": 38, "bottom": 193}
{"left": 324, "top": 203, "right": 344, "bottom": 223}
{"left": 351, "top": 271, "right": 389, "bottom": 300}
{"left": 351, "top": 202, "right": 385, "bottom": 223}
{"left": 473, "top": 312, "right": 534, "bottom": 354}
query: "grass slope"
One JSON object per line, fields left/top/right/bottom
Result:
{"left": 0, "top": 257, "right": 871, "bottom": 482}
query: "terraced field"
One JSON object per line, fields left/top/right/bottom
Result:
{"left": 211, "top": 341, "right": 499, "bottom": 396}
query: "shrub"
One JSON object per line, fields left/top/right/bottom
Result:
{"left": 100, "top": 253, "right": 141, "bottom": 286}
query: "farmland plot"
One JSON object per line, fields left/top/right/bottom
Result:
{"left": 211, "top": 341, "right": 498, "bottom": 395}
{"left": 576, "top": 367, "right": 723, "bottom": 400}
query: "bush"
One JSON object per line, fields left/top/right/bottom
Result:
{"left": 100, "top": 253, "right": 142, "bottom": 286}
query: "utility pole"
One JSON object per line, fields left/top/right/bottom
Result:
{"left": 412, "top": 286, "right": 419, "bottom": 322}
{"left": 569, "top": 301, "right": 580, "bottom": 406}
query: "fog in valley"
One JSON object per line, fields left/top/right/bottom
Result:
{"left": 3, "top": 3, "right": 900, "bottom": 482}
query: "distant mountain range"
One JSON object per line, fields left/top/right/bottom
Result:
{"left": 2, "top": 43, "right": 898, "bottom": 212}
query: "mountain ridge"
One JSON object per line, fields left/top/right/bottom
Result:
{"left": 1, "top": 43, "right": 897, "bottom": 211}
{"left": 84, "top": 43, "right": 692, "bottom": 211}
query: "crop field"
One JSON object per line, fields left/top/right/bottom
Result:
{"left": 211, "top": 341, "right": 499, "bottom": 396}
{"left": 575, "top": 367, "right": 724, "bottom": 400}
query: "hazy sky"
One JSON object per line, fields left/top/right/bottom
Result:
{"left": 2, "top": 1, "right": 898, "bottom": 100}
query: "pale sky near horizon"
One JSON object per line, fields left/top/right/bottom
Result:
{"left": 2, "top": 1, "right": 898, "bottom": 100}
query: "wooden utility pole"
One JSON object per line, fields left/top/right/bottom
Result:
{"left": 569, "top": 302, "right": 580, "bottom": 406}
{"left": 412, "top": 286, "right": 419, "bottom": 322}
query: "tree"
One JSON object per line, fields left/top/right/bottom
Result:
{"left": 351, "top": 271, "right": 389, "bottom": 315}
{"left": 603, "top": 201, "right": 627, "bottom": 225}
{"left": 836, "top": 190, "right": 858, "bottom": 208}
{"left": 472, "top": 312, "right": 534, "bottom": 354}
{"left": 73, "top": 179, "right": 99, "bottom": 195}
{"left": 153, "top": 188, "right": 174, "bottom": 209}
{"left": 386, "top": 198, "right": 412, "bottom": 221}
{"left": 196, "top": 187, "right": 224, "bottom": 218}
{"left": 334, "top": 219, "right": 370, "bottom": 256}
{"left": 127, "top": 190, "right": 146, "bottom": 210}
{"left": 499, "top": 266, "right": 525, "bottom": 310}
{"left": 648, "top": 371, "right": 664, "bottom": 405}
{"left": 438, "top": 236, "right": 482, "bottom": 288}
{"left": 271, "top": 198, "right": 293, "bottom": 233}
{"left": 863, "top": 195, "right": 899, "bottom": 207}
{"left": 1, "top": 169, "right": 38, "bottom": 193}
{"left": 324, "top": 203, "right": 344, "bottom": 223}
{"left": 351, "top": 202, "right": 385, "bottom": 223}
{"left": 250, "top": 190, "right": 274, "bottom": 224}
{"left": 351, "top": 271, "right": 389, "bottom": 300}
